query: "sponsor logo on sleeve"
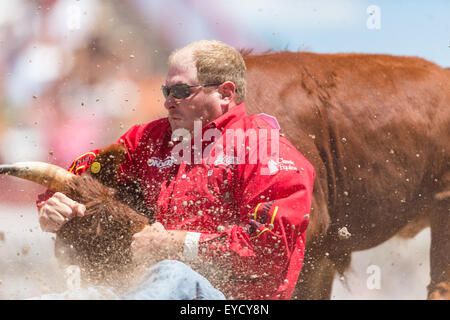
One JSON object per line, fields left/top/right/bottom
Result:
{"left": 147, "top": 156, "right": 175, "bottom": 169}
{"left": 265, "top": 158, "right": 298, "bottom": 175}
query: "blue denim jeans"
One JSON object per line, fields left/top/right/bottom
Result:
{"left": 29, "top": 260, "right": 225, "bottom": 300}
{"left": 122, "top": 260, "right": 225, "bottom": 300}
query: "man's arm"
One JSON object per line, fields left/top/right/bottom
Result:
{"left": 184, "top": 139, "right": 315, "bottom": 299}
{"left": 131, "top": 222, "right": 187, "bottom": 266}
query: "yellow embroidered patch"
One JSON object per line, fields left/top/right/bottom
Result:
{"left": 75, "top": 165, "right": 86, "bottom": 173}
{"left": 69, "top": 152, "right": 97, "bottom": 172}
{"left": 90, "top": 161, "right": 101, "bottom": 174}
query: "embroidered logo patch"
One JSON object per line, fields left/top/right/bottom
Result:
{"left": 69, "top": 152, "right": 97, "bottom": 173}
{"left": 213, "top": 152, "right": 239, "bottom": 166}
{"left": 266, "top": 158, "right": 298, "bottom": 175}
{"left": 147, "top": 156, "right": 175, "bottom": 169}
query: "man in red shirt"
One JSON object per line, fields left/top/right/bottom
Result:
{"left": 36, "top": 40, "right": 315, "bottom": 300}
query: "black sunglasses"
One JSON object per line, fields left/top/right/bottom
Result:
{"left": 161, "top": 83, "right": 222, "bottom": 99}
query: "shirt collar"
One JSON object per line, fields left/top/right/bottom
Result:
{"left": 205, "top": 102, "right": 247, "bottom": 132}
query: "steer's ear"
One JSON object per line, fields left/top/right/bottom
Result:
{"left": 86, "top": 144, "right": 128, "bottom": 189}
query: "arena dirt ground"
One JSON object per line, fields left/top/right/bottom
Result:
{"left": 0, "top": 205, "right": 430, "bottom": 300}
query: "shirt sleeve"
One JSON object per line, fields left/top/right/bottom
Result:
{"left": 194, "top": 138, "right": 315, "bottom": 299}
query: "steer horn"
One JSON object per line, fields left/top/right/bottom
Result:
{"left": 0, "top": 162, "right": 75, "bottom": 192}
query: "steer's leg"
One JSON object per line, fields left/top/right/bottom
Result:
{"left": 428, "top": 199, "right": 450, "bottom": 300}
{"left": 293, "top": 191, "right": 335, "bottom": 300}
{"left": 292, "top": 244, "right": 336, "bottom": 300}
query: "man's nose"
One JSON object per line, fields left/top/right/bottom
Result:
{"left": 164, "top": 96, "right": 178, "bottom": 110}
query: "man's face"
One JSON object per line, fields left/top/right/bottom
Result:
{"left": 164, "top": 63, "right": 223, "bottom": 132}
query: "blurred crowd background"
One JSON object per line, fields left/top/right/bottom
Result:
{"left": 0, "top": 0, "right": 171, "bottom": 203}
{"left": 0, "top": 0, "right": 448, "bottom": 299}
{"left": 0, "top": 0, "right": 449, "bottom": 204}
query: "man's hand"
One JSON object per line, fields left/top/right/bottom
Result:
{"left": 38, "top": 192, "right": 86, "bottom": 233}
{"left": 131, "top": 222, "right": 186, "bottom": 265}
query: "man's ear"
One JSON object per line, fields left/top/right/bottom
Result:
{"left": 218, "top": 81, "right": 236, "bottom": 104}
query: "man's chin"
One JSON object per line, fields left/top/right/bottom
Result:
{"left": 169, "top": 119, "right": 192, "bottom": 132}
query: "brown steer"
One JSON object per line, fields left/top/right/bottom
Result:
{"left": 244, "top": 52, "right": 450, "bottom": 299}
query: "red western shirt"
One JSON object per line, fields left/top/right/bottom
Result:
{"left": 37, "top": 103, "right": 315, "bottom": 300}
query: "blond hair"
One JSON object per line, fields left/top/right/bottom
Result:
{"left": 168, "top": 40, "right": 246, "bottom": 103}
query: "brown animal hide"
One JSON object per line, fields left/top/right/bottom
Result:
{"left": 56, "top": 145, "right": 153, "bottom": 285}
{"left": 244, "top": 52, "right": 450, "bottom": 300}
{"left": 55, "top": 174, "right": 150, "bottom": 285}
{"left": 1, "top": 144, "right": 152, "bottom": 286}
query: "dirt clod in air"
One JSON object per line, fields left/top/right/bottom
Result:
{"left": 22, "top": 246, "right": 31, "bottom": 255}
{"left": 338, "top": 227, "right": 352, "bottom": 240}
